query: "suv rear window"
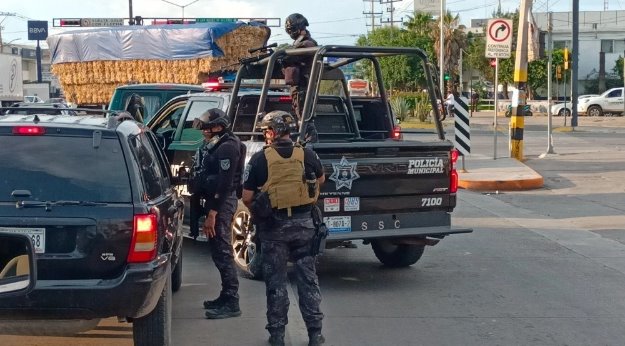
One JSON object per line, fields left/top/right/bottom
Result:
{"left": 0, "top": 135, "right": 131, "bottom": 202}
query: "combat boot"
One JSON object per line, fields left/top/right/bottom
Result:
{"left": 204, "top": 297, "right": 241, "bottom": 319}
{"left": 268, "top": 334, "right": 285, "bottom": 346}
{"left": 203, "top": 294, "right": 227, "bottom": 310}
{"left": 308, "top": 330, "right": 325, "bottom": 346}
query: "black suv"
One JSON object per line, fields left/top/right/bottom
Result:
{"left": 0, "top": 113, "right": 184, "bottom": 345}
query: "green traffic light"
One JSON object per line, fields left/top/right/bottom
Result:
{"left": 444, "top": 74, "right": 450, "bottom": 81}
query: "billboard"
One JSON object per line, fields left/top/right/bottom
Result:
{"left": 414, "top": 0, "right": 440, "bottom": 16}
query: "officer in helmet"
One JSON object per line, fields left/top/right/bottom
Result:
{"left": 189, "top": 108, "right": 246, "bottom": 319}
{"left": 283, "top": 13, "right": 319, "bottom": 143}
{"left": 242, "top": 110, "right": 326, "bottom": 346}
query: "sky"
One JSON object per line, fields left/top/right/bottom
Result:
{"left": 0, "top": 0, "right": 617, "bottom": 48}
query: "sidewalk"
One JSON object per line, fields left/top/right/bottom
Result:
{"left": 457, "top": 154, "right": 544, "bottom": 191}
{"left": 456, "top": 111, "right": 544, "bottom": 191}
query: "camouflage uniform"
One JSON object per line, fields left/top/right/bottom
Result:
{"left": 210, "top": 192, "right": 239, "bottom": 299}
{"left": 260, "top": 215, "right": 323, "bottom": 336}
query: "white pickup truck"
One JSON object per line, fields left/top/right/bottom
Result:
{"left": 577, "top": 87, "right": 625, "bottom": 116}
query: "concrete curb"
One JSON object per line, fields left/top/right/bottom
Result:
{"left": 457, "top": 157, "right": 545, "bottom": 191}
{"left": 458, "top": 175, "right": 544, "bottom": 191}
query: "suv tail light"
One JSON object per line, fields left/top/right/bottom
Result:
{"left": 13, "top": 126, "right": 46, "bottom": 135}
{"left": 450, "top": 149, "right": 459, "bottom": 193}
{"left": 128, "top": 214, "right": 158, "bottom": 263}
{"left": 392, "top": 125, "right": 402, "bottom": 140}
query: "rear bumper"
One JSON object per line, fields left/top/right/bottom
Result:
{"left": 0, "top": 253, "right": 171, "bottom": 320}
{"left": 325, "top": 211, "right": 472, "bottom": 241}
{"left": 328, "top": 225, "right": 472, "bottom": 241}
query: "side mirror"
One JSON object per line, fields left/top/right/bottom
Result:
{"left": 0, "top": 233, "right": 36, "bottom": 298}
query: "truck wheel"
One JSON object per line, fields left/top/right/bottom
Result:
{"left": 587, "top": 105, "right": 603, "bottom": 117}
{"left": 371, "top": 240, "right": 425, "bottom": 267}
{"left": 231, "top": 201, "right": 263, "bottom": 280}
{"left": 171, "top": 251, "right": 182, "bottom": 293}
{"left": 133, "top": 275, "right": 172, "bottom": 346}
{"left": 558, "top": 109, "right": 570, "bottom": 117}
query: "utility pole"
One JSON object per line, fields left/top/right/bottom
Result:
{"left": 510, "top": 0, "right": 532, "bottom": 160}
{"left": 541, "top": 11, "right": 555, "bottom": 157}
{"left": 440, "top": 0, "right": 446, "bottom": 97}
{"left": 0, "top": 12, "right": 17, "bottom": 53}
{"left": 363, "top": 0, "right": 382, "bottom": 33}
{"left": 380, "top": 0, "right": 403, "bottom": 28}
{"left": 128, "top": 0, "right": 134, "bottom": 25}
{"left": 571, "top": 0, "right": 579, "bottom": 128}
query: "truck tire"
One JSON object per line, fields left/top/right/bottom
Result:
{"left": 133, "top": 275, "right": 172, "bottom": 346}
{"left": 231, "top": 201, "right": 263, "bottom": 280}
{"left": 171, "top": 251, "right": 182, "bottom": 293}
{"left": 371, "top": 240, "right": 425, "bottom": 267}
{"left": 587, "top": 105, "right": 603, "bottom": 117}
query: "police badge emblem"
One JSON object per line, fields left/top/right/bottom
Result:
{"left": 329, "top": 156, "right": 360, "bottom": 190}
{"left": 220, "top": 159, "right": 231, "bottom": 170}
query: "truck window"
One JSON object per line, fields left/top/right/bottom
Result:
{"left": 180, "top": 99, "right": 222, "bottom": 142}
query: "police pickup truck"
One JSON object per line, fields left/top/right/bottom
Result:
{"left": 148, "top": 45, "right": 471, "bottom": 279}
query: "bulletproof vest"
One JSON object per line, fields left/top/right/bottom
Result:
{"left": 261, "top": 145, "right": 317, "bottom": 211}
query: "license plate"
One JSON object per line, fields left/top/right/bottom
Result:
{"left": 0, "top": 227, "right": 45, "bottom": 253}
{"left": 323, "top": 216, "right": 351, "bottom": 233}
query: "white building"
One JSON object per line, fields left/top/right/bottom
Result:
{"left": 467, "top": 10, "right": 625, "bottom": 95}
{"left": 533, "top": 10, "right": 625, "bottom": 89}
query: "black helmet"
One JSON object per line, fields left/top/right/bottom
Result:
{"left": 259, "top": 110, "right": 297, "bottom": 136}
{"left": 285, "top": 13, "right": 309, "bottom": 39}
{"left": 192, "top": 108, "right": 230, "bottom": 130}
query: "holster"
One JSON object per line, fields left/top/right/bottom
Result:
{"left": 310, "top": 205, "right": 328, "bottom": 256}
{"left": 251, "top": 191, "right": 273, "bottom": 220}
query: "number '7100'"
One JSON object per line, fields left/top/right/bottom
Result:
{"left": 421, "top": 197, "right": 442, "bottom": 207}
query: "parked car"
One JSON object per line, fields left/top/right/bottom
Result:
{"left": 108, "top": 83, "right": 205, "bottom": 123}
{"left": 0, "top": 113, "right": 184, "bottom": 345}
{"left": 23, "top": 96, "right": 45, "bottom": 103}
{"left": 550, "top": 94, "right": 599, "bottom": 116}
{"left": 578, "top": 88, "right": 625, "bottom": 116}
{"left": 2, "top": 102, "right": 78, "bottom": 116}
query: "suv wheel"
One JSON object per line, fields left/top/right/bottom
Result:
{"left": 231, "top": 201, "right": 263, "bottom": 280}
{"left": 371, "top": 239, "right": 425, "bottom": 267}
{"left": 133, "top": 275, "right": 172, "bottom": 346}
{"left": 587, "top": 105, "right": 603, "bottom": 117}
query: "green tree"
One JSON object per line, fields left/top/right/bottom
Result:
{"left": 615, "top": 55, "right": 624, "bottom": 81}
{"left": 355, "top": 23, "right": 432, "bottom": 91}
{"left": 430, "top": 11, "right": 467, "bottom": 85}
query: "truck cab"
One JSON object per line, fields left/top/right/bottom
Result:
{"left": 149, "top": 45, "right": 472, "bottom": 279}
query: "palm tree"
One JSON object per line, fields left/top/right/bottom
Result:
{"left": 430, "top": 11, "right": 467, "bottom": 88}
{"left": 404, "top": 12, "right": 433, "bottom": 37}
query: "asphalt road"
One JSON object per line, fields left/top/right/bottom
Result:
{"left": 3, "top": 114, "right": 625, "bottom": 346}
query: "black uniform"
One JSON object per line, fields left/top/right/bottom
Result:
{"left": 282, "top": 31, "right": 319, "bottom": 142}
{"left": 243, "top": 138, "right": 324, "bottom": 339}
{"left": 190, "top": 132, "right": 245, "bottom": 300}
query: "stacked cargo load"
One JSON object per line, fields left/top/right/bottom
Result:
{"left": 47, "top": 22, "right": 270, "bottom": 105}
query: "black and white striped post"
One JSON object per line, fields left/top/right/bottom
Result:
{"left": 453, "top": 95, "right": 471, "bottom": 171}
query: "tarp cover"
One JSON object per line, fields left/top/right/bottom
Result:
{"left": 47, "top": 22, "right": 264, "bottom": 64}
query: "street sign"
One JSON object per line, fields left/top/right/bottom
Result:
{"left": 80, "top": 18, "right": 124, "bottom": 27}
{"left": 196, "top": 18, "right": 237, "bottom": 23}
{"left": 27, "top": 20, "right": 48, "bottom": 41}
{"left": 485, "top": 18, "right": 513, "bottom": 58}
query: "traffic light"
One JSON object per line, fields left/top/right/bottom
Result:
{"left": 444, "top": 73, "right": 451, "bottom": 81}
{"left": 490, "top": 59, "right": 497, "bottom": 68}
{"left": 556, "top": 65, "right": 562, "bottom": 80}
{"left": 564, "top": 48, "right": 570, "bottom": 70}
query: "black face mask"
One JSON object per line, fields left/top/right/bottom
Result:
{"left": 288, "top": 30, "right": 301, "bottom": 40}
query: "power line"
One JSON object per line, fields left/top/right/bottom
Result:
{"left": 380, "top": 0, "right": 404, "bottom": 27}
{"left": 362, "top": 0, "right": 383, "bottom": 32}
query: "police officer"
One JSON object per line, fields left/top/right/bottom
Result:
{"left": 283, "top": 13, "right": 319, "bottom": 143}
{"left": 242, "top": 111, "right": 326, "bottom": 346}
{"left": 190, "top": 108, "right": 246, "bottom": 319}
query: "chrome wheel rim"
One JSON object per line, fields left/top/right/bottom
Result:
{"left": 231, "top": 210, "right": 255, "bottom": 268}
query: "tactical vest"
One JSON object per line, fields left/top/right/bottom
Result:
{"left": 261, "top": 145, "right": 317, "bottom": 212}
